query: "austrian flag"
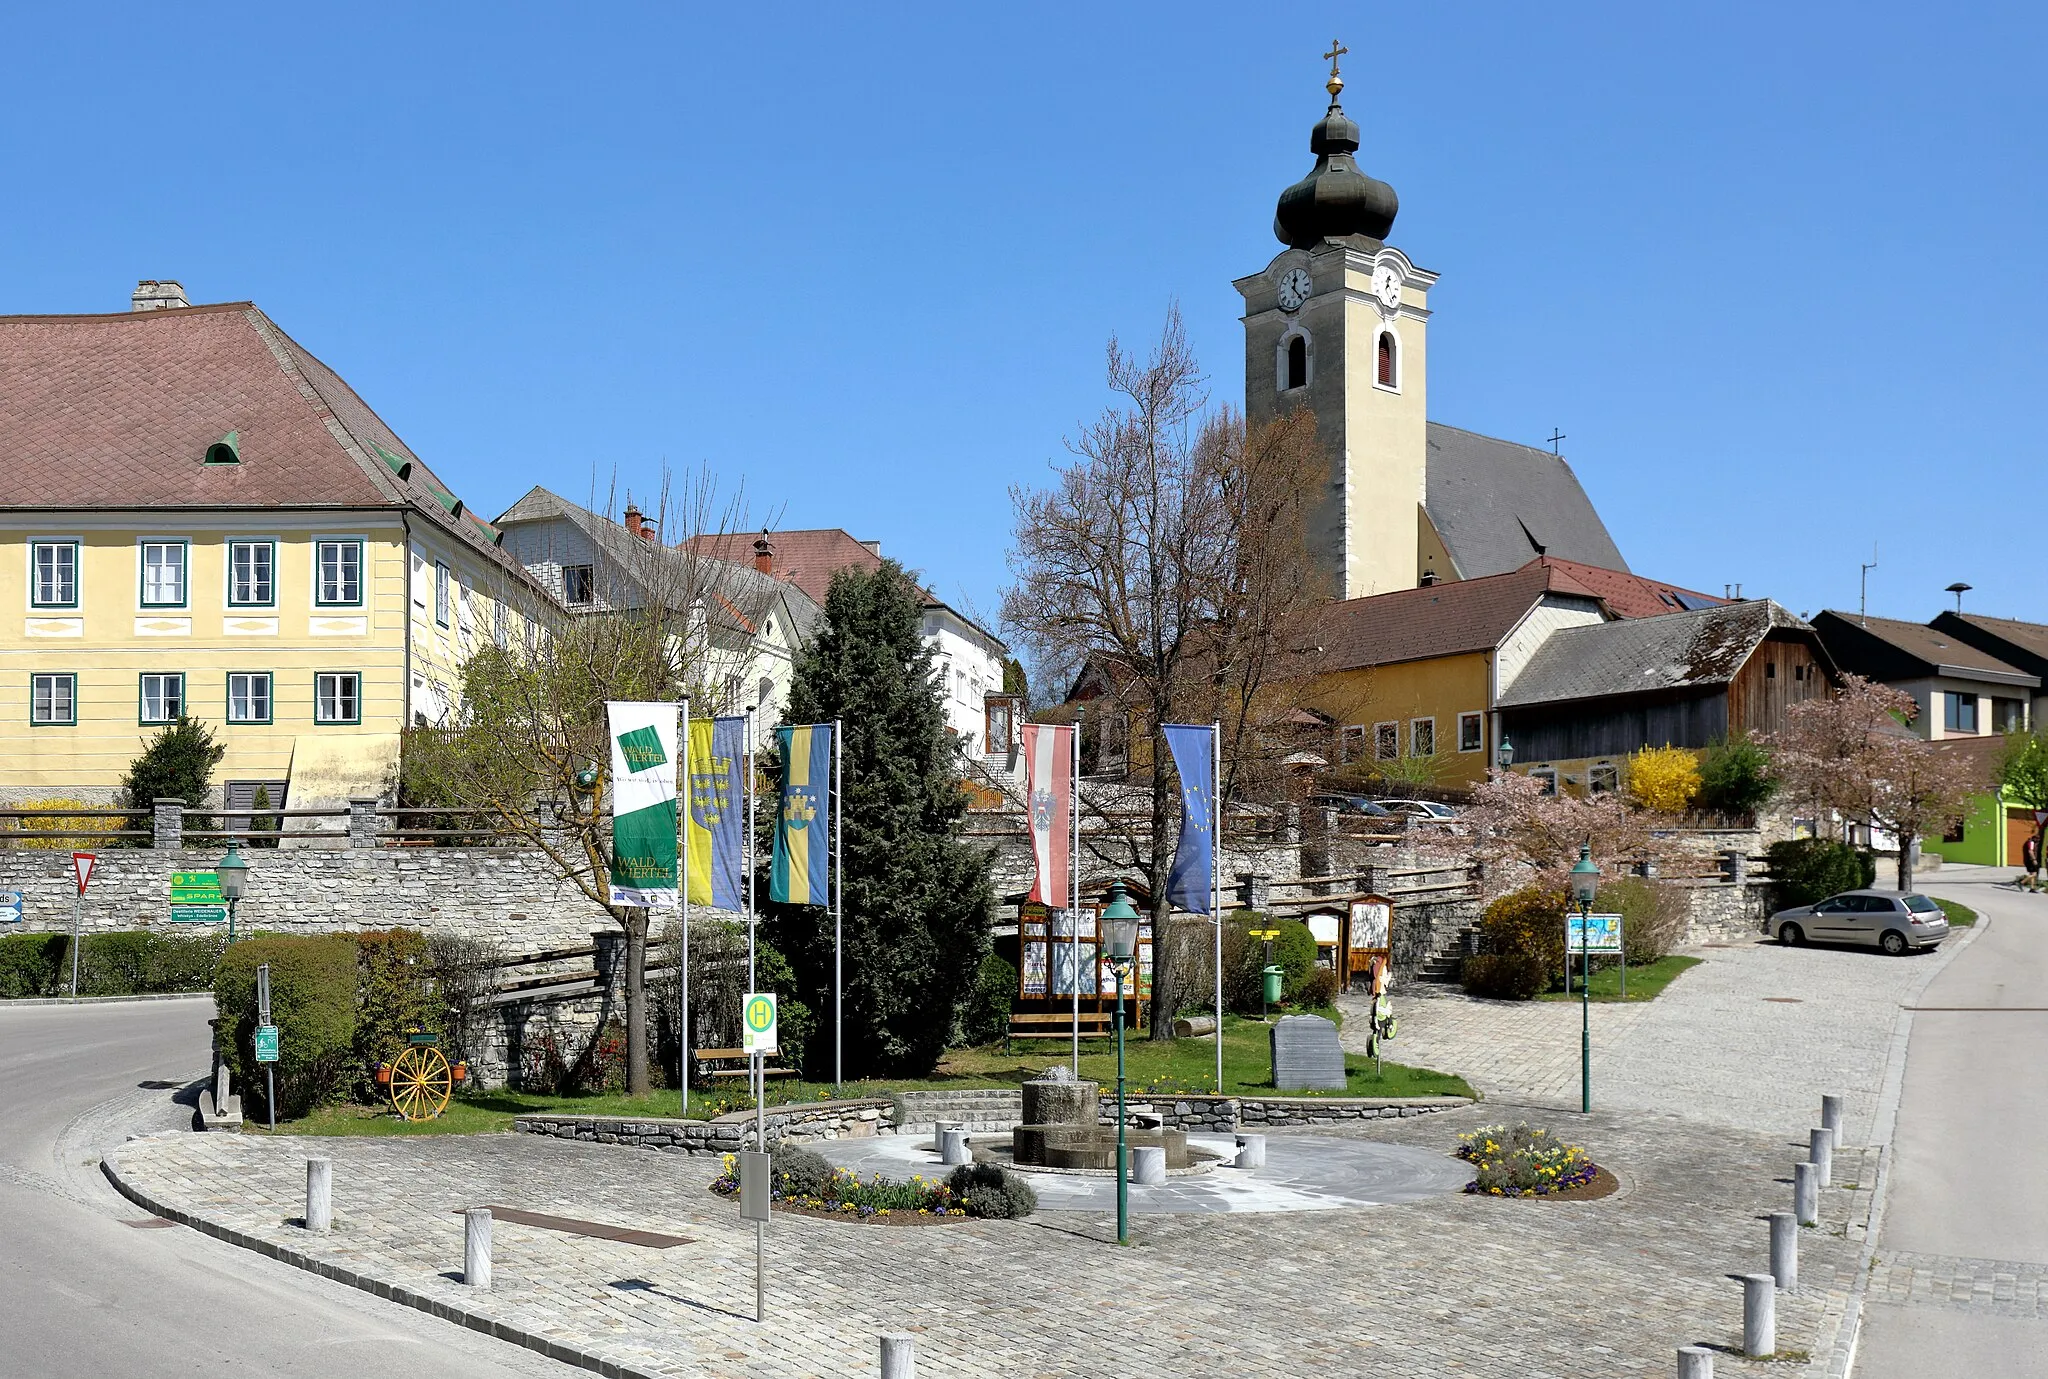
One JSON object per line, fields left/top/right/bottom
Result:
{"left": 1020, "top": 724, "right": 1074, "bottom": 907}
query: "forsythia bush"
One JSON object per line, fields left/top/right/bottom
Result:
{"left": 4, "top": 797, "right": 122, "bottom": 850}
{"left": 1626, "top": 745, "right": 1702, "bottom": 814}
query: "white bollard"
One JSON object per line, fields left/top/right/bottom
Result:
{"left": 879, "top": 1332, "right": 916, "bottom": 1379}
{"left": 1742, "top": 1273, "right": 1776, "bottom": 1357}
{"left": 1809, "top": 1127, "right": 1833, "bottom": 1189}
{"left": 939, "top": 1129, "right": 970, "bottom": 1166}
{"left": 1233, "top": 1133, "right": 1267, "bottom": 1169}
{"left": 931, "top": 1119, "right": 961, "bottom": 1154}
{"left": 1822, "top": 1094, "right": 1844, "bottom": 1149}
{"left": 1677, "top": 1344, "right": 1714, "bottom": 1379}
{"left": 1132, "top": 1145, "right": 1166, "bottom": 1185}
{"left": 305, "top": 1157, "right": 332, "bottom": 1233}
{"left": 1794, "top": 1161, "right": 1819, "bottom": 1226}
{"left": 464, "top": 1207, "right": 492, "bottom": 1290}
{"left": 1769, "top": 1211, "right": 1797, "bottom": 1290}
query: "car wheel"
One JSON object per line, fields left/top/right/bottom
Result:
{"left": 1778, "top": 923, "right": 1804, "bottom": 946}
{"left": 1880, "top": 929, "right": 1909, "bottom": 956}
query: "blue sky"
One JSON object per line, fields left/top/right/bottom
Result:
{"left": 6, "top": 4, "right": 2044, "bottom": 649}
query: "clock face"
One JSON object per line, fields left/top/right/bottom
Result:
{"left": 1277, "top": 267, "right": 1312, "bottom": 312}
{"left": 1373, "top": 265, "right": 1402, "bottom": 310}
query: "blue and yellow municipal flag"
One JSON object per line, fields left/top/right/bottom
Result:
{"left": 770, "top": 723, "right": 834, "bottom": 905}
{"left": 1163, "top": 723, "right": 1217, "bottom": 914}
{"left": 686, "top": 715, "right": 747, "bottom": 909}
{"left": 606, "top": 702, "right": 680, "bottom": 908}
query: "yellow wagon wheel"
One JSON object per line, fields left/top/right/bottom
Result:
{"left": 388, "top": 1044, "right": 453, "bottom": 1120}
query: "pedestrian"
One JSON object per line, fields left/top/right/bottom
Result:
{"left": 2024, "top": 832, "right": 2043, "bottom": 893}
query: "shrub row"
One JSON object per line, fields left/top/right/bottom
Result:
{"left": 1463, "top": 878, "right": 1687, "bottom": 1001}
{"left": 0, "top": 930, "right": 225, "bottom": 999}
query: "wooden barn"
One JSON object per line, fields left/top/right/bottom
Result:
{"left": 1493, "top": 600, "right": 1835, "bottom": 794}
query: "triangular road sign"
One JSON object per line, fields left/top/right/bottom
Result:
{"left": 72, "top": 851, "right": 96, "bottom": 895}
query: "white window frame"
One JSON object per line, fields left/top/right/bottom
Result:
{"left": 227, "top": 672, "right": 273, "bottom": 725}
{"left": 1276, "top": 326, "right": 1313, "bottom": 393}
{"left": 140, "top": 540, "right": 188, "bottom": 608}
{"left": 434, "top": 562, "right": 452, "bottom": 628}
{"left": 1373, "top": 721, "right": 1399, "bottom": 761}
{"left": 1530, "top": 766, "right": 1559, "bottom": 796}
{"left": 1457, "top": 711, "right": 1484, "bottom": 753}
{"left": 1373, "top": 326, "right": 1403, "bottom": 394}
{"left": 31, "top": 672, "right": 77, "bottom": 726}
{"left": 1337, "top": 725, "right": 1367, "bottom": 763}
{"left": 30, "top": 541, "right": 79, "bottom": 608}
{"left": 227, "top": 540, "right": 276, "bottom": 608}
{"left": 562, "top": 564, "right": 595, "bottom": 606}
{"left": 139, "top": 672, "right": 185, "bottom": 724}
{"left": 315, "top": 671, "right": 362, "bottom": 725}
{"left": 315, "top": 540, "right": 364, "bottom": 607}
{"left": 1410, "top": 717, "right": 1436, "bottom": 758}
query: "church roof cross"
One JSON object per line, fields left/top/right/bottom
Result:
{"left": 1324, "top": 39, "right": 1348, "bottom": 98}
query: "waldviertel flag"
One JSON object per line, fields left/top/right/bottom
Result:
{"left": 770, "top": 723, "right": 833, "bottom": 905}
{"left": 1021, "top": 723, "right": 1073, "bottom": 906}
{"left": 606, "top": 702, "right": 680, "bottom": 907}
{"left": 1163, "top": 723, "right": 1216, "bottom": 914}
{"left": 686, "top": 715, "right": 747, "bottom": 909}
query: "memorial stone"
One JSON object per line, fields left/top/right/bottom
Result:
{"left": 1271, "top": 1014, "right": 1347, "bottom": 1092}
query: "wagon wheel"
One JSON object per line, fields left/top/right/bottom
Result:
{"left": 388, "top": 1044, "right": 453, "bottom": 1120}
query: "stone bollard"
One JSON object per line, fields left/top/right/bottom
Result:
{"left": 879, "top": 1333, "right": 916, "bottom": 1379}
{"left": 939, "top": 1129, "right": 970, "bottom": 1166}
{"left": 305, "top": 1158, "right": 332, "bottom": 1233}
{"left": 1822, "top": 1094, "right": 1844, "bottom": 1149}
{"left": 1769, "top": 1211, "right": 1797, "bottom": 1290}
{"left": 931, "top": 1119, "right": 962, "bottom": 1154}
{"left": 1234, "top": 1133, "right": 1267, "bottom": 1169}
{"left": 1742, "top": 1273, "right": 1776, "bottom": 1357}
{"left": 1677, "top": 1345, "right": 1714, "bottom": 1379}
{"left": 464, "top": 1207, "right": 492, "bottom": 1290}
{"left": 1132, "top": 1145, "right": 1166, "bottom": 1185}
{"left": 1809, "top": 1127, "right": 1833, "bottom": 1189}
{"left": 1794, "top": 1162, "right": 1819, "bottom": 1226}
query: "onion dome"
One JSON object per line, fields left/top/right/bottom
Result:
{"left": 1273, "top": 50, "right": 1398, "bottom": 249}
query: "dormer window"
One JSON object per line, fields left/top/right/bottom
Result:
{"left": 1286, "top": 336, "right": 1307, "bottom": 390}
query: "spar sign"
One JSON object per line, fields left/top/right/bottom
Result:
{"left": 742, "top": 992, "right": 778, "bottom": 1055}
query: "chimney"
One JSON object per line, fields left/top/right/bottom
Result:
{"left": 859, "top": 539, "right": 882, "bottom": 557}
{"left": 623, "top": 503, "right": 644, "bottom": 539}
{"left": 753, "top": 529, "right": 775, "bottom": 575}
{"left": 132, "top": 280, "right": 190, "bottom": 312}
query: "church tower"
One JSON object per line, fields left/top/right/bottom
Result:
{"left": 1236, "top": 44, "right": 1437, "bottom": 600}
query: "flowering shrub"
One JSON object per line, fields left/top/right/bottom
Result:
{"left": 1626, "top": 745, "right": 1702, "bottom": 814}
{"left": 1455, "top": 1122, "right": 1597, "bottom": 1197}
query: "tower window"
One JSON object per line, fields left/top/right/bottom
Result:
{"left": 1376, "top": 332, "right": 1397, "bottom": 388}
{"left": 1286, "top": 335, "right": 1307, "bottom": 390}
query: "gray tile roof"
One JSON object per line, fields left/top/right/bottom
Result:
{"left": 1425, "top": 423, "right": 1628, "bottom": 579}
{"left": 1497, "top": 599, "right": 1809, "bottom": 707}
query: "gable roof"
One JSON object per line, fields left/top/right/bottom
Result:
{"left": 1930, "top": 611, "right": 2048, "bottom": 681}
{"left": 1304, "top": 563, "right": 1601, "bottom": 673}
{"left": 1424, "top": 423, "right": 1628, "bottom": 579}
{"left": 1497, "top": 599, "right": 1812, "bottom": 708}
{"left": 1811, "top": 611, "right": 2039, "bottom": 690}
{"left": 1515, "top": 556, "right": 1723, "bottom": 619}
{"left": 0, "top": 299, "right": 540, "bottom": 589}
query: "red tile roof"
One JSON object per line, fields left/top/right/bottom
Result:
{"left": 683, "top": 528, "right": 888, "bottom": 606}
{"left": 1515, "top": 556, "right": 1725, "bottom": 619}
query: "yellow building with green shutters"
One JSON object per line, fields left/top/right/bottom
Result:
{"left": 0, "top": 281, "right": 559, "bottom": 812}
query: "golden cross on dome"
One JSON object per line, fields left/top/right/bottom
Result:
{"left": 1324, "top": 38, "right": 1348, "bottom": 98}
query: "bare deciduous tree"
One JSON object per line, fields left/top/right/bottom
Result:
{"left": 1002, "top": 308, "right": 1323, "bottom": 1038}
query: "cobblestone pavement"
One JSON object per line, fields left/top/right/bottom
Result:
{"left": 1350, "top": 933, "right": 1974, "bottom": 1145}
{"left": 111, "top": 1102, "right": 1872, "bottom": 1379}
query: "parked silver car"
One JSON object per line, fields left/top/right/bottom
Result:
{"left": 1764, "top": 889, "right": 1949, "bottom": 955}
{"left": 1377, "top": 798, "right": 1460, "bottom": 821}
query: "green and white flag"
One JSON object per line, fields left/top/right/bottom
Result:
{"left": 606, "top": 701, "right": 680, "bottom": 908}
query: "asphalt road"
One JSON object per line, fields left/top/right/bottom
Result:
{"left": 0, "top": 997, "right": 564, "bottom": 1377}
{"left": 1858, "top": 868, "right": 2048, "bottom": 1378}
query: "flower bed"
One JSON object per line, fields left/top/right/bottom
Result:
{"left": 707, "top": 1146, "right": 1037, "bottom": 1222}
{"left": 1455, "top": 1122, "right": 1601, "bottom": 1197}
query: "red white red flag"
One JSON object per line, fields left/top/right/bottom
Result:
{"left": 1020, "top": 724, "right": 1074, "bottom": 907}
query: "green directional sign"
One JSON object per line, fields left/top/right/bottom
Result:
{"left": 742, "top": 991, "right": 778, "bottom": 1055}
{"left": 170, "top": 871, "right": 227, "bottom": 924}
{"left": 253, "top": 1024, "right": 279, "bottom": 1063}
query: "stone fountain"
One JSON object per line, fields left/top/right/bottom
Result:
{"left": 1007, "top": 1066, "right": 1196, "bottom": 1171}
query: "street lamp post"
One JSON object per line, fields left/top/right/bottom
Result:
{"left": 1568, "top": 843, "right": 1599, "bottom": 1115}
{"left": 1100, "top": 881, "right": 1141, "bottom": 1247}
{"left": 216, "top": 840, "right": 250, "bottom": 945}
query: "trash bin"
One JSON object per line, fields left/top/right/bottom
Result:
{"left": 1262, "top": 965, "right": 1284, "bottom": 1004}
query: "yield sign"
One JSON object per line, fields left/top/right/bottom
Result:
{"left": 72, "top": 851, "right": 96, "bottom": 895}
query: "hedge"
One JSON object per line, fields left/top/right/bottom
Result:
{"left": 1765, "top": 838, "right": 1876, "bottom": 911}
{"left": 215, "top": 935, "right": 359, "bottom": 1120}
{"left": 0, "top": 930, "right": 224, "bottom": 998}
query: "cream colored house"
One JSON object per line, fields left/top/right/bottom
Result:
{"left": 0, "top": 282, "right": 559, "bottom": 811}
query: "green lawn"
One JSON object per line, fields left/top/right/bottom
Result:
{"left": 1937, "top": 898, "right": 1978, "bottom": 927}
{"left": 1535, "top": 953, "right": 1703, "bottom": 1004}
{"left": 254, "top": 1010, "right": 1472, "bottom": 1136}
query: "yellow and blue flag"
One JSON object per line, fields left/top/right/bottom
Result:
{"left": 1164, "top": 723, "right": 1216, "bottom": 914}
{"left": 770, "top": 723, "right": 834, "bottom": 906}
{"left": 686, "top": 716, "right": 747, "bottom": 909}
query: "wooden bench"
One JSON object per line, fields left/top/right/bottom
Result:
{"left": 692, "top": 1046, "right": 796, "bottom": 1080}
{"left": 1005, "top": 1012, "right": 1115, "bottom": 1052}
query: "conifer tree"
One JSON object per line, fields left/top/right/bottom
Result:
{"left": 121, "top": 717, "right": 226, "bottom": 839}
{"left": 765, "top": 560, "right": 995, "bottom": 1079}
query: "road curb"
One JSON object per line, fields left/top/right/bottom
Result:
{"left": 1814, "top": 902, "right": 1989, "bottom": 1379}
{"left": 100, "top": 1144, "right": 669, "bottom": 1379}
{"left": 2, "top": 991, "right": 214, "bottom": 1007}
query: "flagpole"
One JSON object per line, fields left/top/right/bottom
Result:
{"left": 1212, "top": 720, "right": 1223, "bottom": 1097}
{"left": 832, "top": 716, "right": 844, "bottom": 1097}
{"left": 745, "top": 704, "right": 756, "bottom": 991}
{"left": 1070, "top": 723, "right": 1081, "bottom": 1079}
{"left": 680, "top": 695, "right": 691, "bottom": 1115}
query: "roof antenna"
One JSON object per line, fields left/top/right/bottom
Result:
{"left": 1859, "top": 543, "right": 1879, "bottom": 628}
{"left": 1945, "top": 581, "right": 1971, "bottom": 614}
{"left": 1546, "top": 428, "right": 1566, "bottom": 456}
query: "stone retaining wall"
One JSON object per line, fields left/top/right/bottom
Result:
{"left": 892, "top": 1088, "right": 1024, "bottom": 1133}
{"left": 513, "top": 1098, "right": 896, "bottom": 1156}
{"left": 1109, "top": 1093, "right": 1469, "bottom": 1132}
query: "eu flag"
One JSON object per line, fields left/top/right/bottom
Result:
{"left": 770, "top": 723, "right": 834, "bottom": 905}
{"left": 1163, "top": 723, "right": 1216, "bottom": 914}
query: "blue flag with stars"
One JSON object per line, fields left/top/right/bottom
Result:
{"left": 1163, "top": 723, "right": 1217, "bottom": 914}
